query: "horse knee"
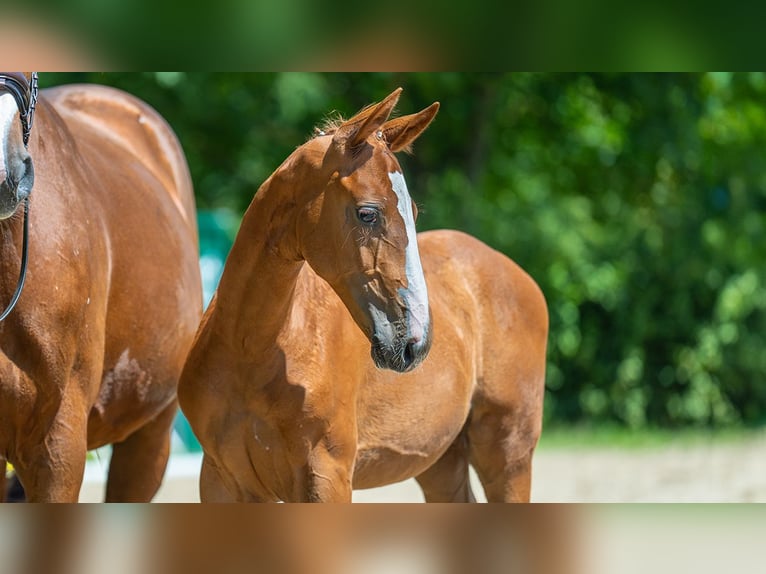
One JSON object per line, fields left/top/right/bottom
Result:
{"left": 305, "top": 444, "right": 354, "bottom": 502}
{"left": 14, "top": 456, "right": 86, "bottom": 503}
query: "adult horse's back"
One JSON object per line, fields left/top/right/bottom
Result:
{"left": 0, "top": 76, "right": 202, "bottom": 502}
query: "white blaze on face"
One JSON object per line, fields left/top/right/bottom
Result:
{"left": 0, "top": 94, "right": 18, "bottom": 176}
{"left": 388, "top": 171, "right": 430, "bottom": 342}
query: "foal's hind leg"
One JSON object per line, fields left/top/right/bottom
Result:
{"left": 467, "top": 399, "right": 541, "bottom": 503}
{"left": 415, "top": 425, "right": 476, "bottom": 502}
{"left": 105, "top": 400, "right": 177, "bottom": 502}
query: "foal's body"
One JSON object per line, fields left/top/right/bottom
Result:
{"left": 184, "top": 232, "right": 546, "bottom": 501}
{"left": 0, "top": 83, "right": 201, "bottom": 501}
{"left": 180, "top": 89, "right": 547, "bottom": 502}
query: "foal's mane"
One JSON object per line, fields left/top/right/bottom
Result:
{"left": 310, "top": 102, "right": 401, "bottom": 140}
{"left": 310, "top": 108, "right": 381, "bottom": 158}
{"left": 309, "top": 100, "right": 418, "bottom": 156}
{"left": 311, "top": 112, "right": 345, "bottom": 138}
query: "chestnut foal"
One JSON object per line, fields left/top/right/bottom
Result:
{"left": 180, "top": 88, "right": 548, "bottom": 502}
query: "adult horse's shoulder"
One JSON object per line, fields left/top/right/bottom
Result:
{"left": 43, "top": 84, "right": 195, "bottom": 223}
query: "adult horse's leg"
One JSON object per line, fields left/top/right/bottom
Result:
{"left": 467, "top": 399, "right": 540, "bottom": 502}
{"left": 105, "top": 399, "right": 177, "bottom": 502}
{"left": 13, "top": 403, "right": 89, "bottom": 502}
{"left": 415, "top": 425, "right": 476, "bottom": 502}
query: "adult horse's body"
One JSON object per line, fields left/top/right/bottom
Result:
{"left": 0, "top": 75, "right": 202, "bottom": 502}
{"left": 179, "top": 89, "right": 547, "bottom": 502}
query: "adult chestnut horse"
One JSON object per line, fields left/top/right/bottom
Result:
{"left": 0, "top": 73, "right": 202, "bottom": 502}
{"left": 179, "top": 88, "right": 548, "bottom": 502}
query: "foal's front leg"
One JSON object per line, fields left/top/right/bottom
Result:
{"left": 303, "top": 439, "right": 355, "bottom": 502}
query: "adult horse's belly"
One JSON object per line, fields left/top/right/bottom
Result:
{"left": 46, "top": 85, "right": 202, "bottom": 448}
{"left": 352, "top": 304, "right": 476, "bottom": 489}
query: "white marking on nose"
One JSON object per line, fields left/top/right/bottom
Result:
{"left": 0, "top": 94, "right": 17, "bottom": 177}
{"left": 369, "top": 302, "right": 396, "bottom": 341}
{"left": 388, "top": 171, "right": 429, "bottom": 342}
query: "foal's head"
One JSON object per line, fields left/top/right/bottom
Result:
{"left": 295, "top": 88, "right": 439, "bottom": 373}
{"left": 0, "top": 72, "right": 34, "bottom": 219}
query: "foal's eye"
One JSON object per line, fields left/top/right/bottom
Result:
{"left": 357, "top": 207, "right": 380, "bottom": 226}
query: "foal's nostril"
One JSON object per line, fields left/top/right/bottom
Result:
{"left": 403, "top": 340, "right": 415, "bottom": 366}
{"left": 402, "top": 337, "right": 424, "bottom": 370}
{"left": 371, "top": 329, "right": 428, "bottom": 372}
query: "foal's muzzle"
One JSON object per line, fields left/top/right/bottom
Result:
{"left": 370, "top": 324, "right": 432, "bottom": 373}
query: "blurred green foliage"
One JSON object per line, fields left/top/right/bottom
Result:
{"left": 39, "top": 73, "right": 766, "bottom": 429}
{"left": 6, "top": 1, "right": 753, "bottom": 69}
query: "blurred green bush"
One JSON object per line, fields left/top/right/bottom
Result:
{"left": 39, "top": 73, "right": 766, "bottom": 429}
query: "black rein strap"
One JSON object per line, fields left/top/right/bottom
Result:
{"left": 0, "top": 72, "right": 37, "bottom": 322}
{"left": 0, "top": 198, "right": 29, "bottom": 322}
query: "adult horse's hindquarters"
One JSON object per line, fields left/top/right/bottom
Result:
{"left": 0, "top": 76, "right": 202, "bottom": 502}
{"left": 180, "top": 88, "right": 547, "bottom": 502}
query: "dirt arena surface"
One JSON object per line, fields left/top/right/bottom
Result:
{"left": 78, "top": 432, "right": 766, "bottom": 502}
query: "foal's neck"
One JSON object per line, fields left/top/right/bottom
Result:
{"left": 211, "top": 169, "right": 305, "bottom": 358}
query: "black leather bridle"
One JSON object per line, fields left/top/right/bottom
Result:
{"left": 0, "top": 72, "right": 38, "bottom": 147}
{"left": 0, "top": 72, "right": 38, "bottom": 322}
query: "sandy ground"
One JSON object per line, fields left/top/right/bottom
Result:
{"left": 78, "top": 433, "right": 766, "bottom": 502}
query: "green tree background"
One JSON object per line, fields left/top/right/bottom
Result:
{"left": 40, "top": 73, "right": 766, "bottom": 430}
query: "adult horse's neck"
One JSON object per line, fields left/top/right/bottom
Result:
{"left": 210, "top": 159, "right": 308, "bottom": 360}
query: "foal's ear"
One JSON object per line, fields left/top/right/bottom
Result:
{"left": 333, "top": 88, "right": 402, "bottom": 149}
{"left": 381, "top": 102, "right": 440, "bottom": 153}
